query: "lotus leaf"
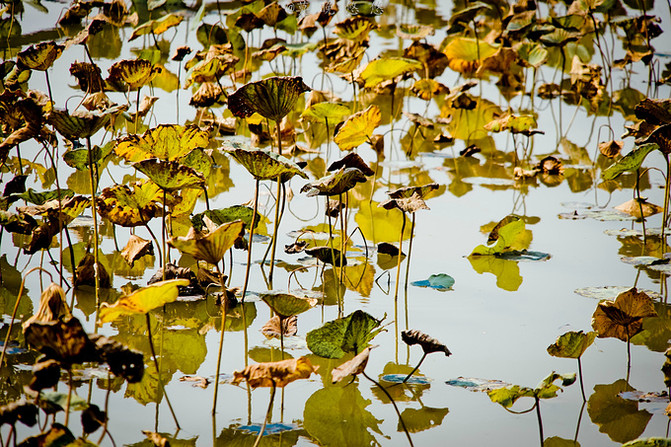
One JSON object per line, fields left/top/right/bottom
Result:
{"left": 115, "top": 124, "right": 209, "bottom": 162}
{"left": 359, "top": 57, "right": 422, "bottom": 88}
{"left": 334, "top": 105, "right": 381, "bottom": 151}
{"left": 443, "top": 37, "right": 499, "bottom": 75}
{"left": 410, "top": 274, "right": 455, "bottom": 291}
{"left": 599, "top": 139, "right": 624, "bottom": 158}
{"left": 484, "top": 113, "right": 539, "bottom": 134}
{"left": 488, "top": 372, "right": 576, "bottom": 408}
{"left": 547, "top": 330, "right": 596, "bottom": 358}
{"left": 17, "top": 41, "right": 63, "bottom": 71}
{"left": 622, "top": 439, "right": 671, "bottom": 446}
{"left": 63, "top": 142, "right": 114, "bottom": 171}
{"left": 411, "top": 79, "right": 449, "bottom": 100}
{"left": 98, "top": 279, "right": 190, "bottom": 323}
{"left": 588, "top": 380, "right": 652, "bottom": 443}
{"left": 129, "top": 13, "right": 183, "bottom": 41}
{"left": 97, "top": 181, "right": 161, "bottom": 227}
{"left": 24, "top": 316, "right": 97, "bottom": 365}
{"left": 133, "top": 158, "right": 205, "bottom": 191}
{"left": 401, "top": 329, "right": 451, "bottom": 355}
{"left": 615, "top": 198, "right": 663, "bottom": 218}
{"left": 49, "top": 106, "right": 127, "bottom": 139}
{"left": 379, "top": 192, "right": 429, "bottom": 214}
{"left": 107, "top": 59, "right": 162, "bottom": 90}
{"left": 470, "top": 216, "right": 531, "bottom": 256}
{"left": 307, "top": 310, "right": 384, "bottom": 358}
{"left": 302, "top": 102, "right": 351, "bottom": 123}
{"left": 261, "top": 315, "right": 298, "bottom": 338}
{"left": 228, "top": 76, "right": 311, "bottom": 122}
{"left": 602, "top": 143, "right": 659, "bottom": 180}
{"left": 231, "top": 356, "right": 318, "bottom": 388}
{"left": 396, "top": 24, "right": 434, "bottom": 40}
{"left": 333, "top": 16, "right": 377, "bottom": 41}
{"left": 192, "top": 206, "right": 260, "bottom": 232}
{"left": 331, "top": 346, "right": 372, "bottom": 383}
{"left": 305, "top": 246, "right": 347, "bottom": 266}
{"left": 227, "top": 147, "right": 308, "bottom": 181}
{"left": 591, "top": 287, "right": 657, "bottom": 341}
{"left": 120, "top": 235, "right": 153, "bottom": 267}
{"left": 301, "top": 167, "right": 367, "bottom": 197}
{"left": 169, "top": 220, "right": 245, "bottom": 265}
{"left": 260, "top": 292, "right": 317, "bottom": 318}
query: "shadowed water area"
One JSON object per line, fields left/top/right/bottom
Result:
{"left": 1, "top": 0, "right": 671, "bottom": 446}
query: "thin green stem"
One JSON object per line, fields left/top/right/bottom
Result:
{"left": 362, "top": 371, "right": 414, "bottom": 447}
{"left": 403, "top": 352, "right": 427, "bottom": 383}
{"left": 86, "top": 137, "right": 101, "bottom": 312}
{"left": 535, "top": 397, "right": 544, "bottom": 447}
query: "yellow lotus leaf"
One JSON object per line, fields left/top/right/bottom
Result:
{"left": 411, "top": 79, "right": 449, "bottom": 100}
{"left": 99, "top": 279, "right": 190, "bottom": 323}
{"left": 231, "top": 356, "right": 319, "bottom": 388}
{"left": 115, "top": 124, "right": 209, "bottom": 162}
{"left": 97, "top": 181, "right": 162, "bottom": 227}
{"left": 443, "top": 37, "right": 498, "bottom": 76}
{"left": 129, "top": 13, "right": 183, "bottom": 41}
{"left": 133, "top": 158, "right": 205, "bottom": 192}
{"left": 228, "top": 76, "right": 311, "bottom": 122}
{"left": 334, "top": 105, "right": 381, "bottom": 151}
{"left": 591, "top": 288, "right": 658, "bottom": 341}
{"left": 169, "top": 187, "right": 203, "bottom": 217}
{"left": 168, "top": 220, "right": 245, "bottom": 265}
{"left": 334, "top": 16, "right": 377, "bottom": 41}
{"left": 359, "top": 57, "right": 422, "bottom": 88}
{"left": 17, "top": 41, "right": 64, "bottom": 71}
{"left": 107, "top": 59, "right": 162, "bottom": 90}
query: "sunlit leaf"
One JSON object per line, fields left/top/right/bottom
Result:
{"left": 226, "top": 146, "right": 308, "bottom": 181}
{"left": 547, "top": 330, "right": 596, "bottom": 358}
{"left": 334, "top": 105, "right": 381, "bottom": 150}
{"left": 97, "top": 181, "right": 161, "bottom": 227}
{"left": 470, "top": 216, "right": 531, "bottom": 256}
{"left": 17, "top": 41, "right": 64, "bottom": 71}
{"left": 443, "top": 37, "right": 498, "bottom": 75}
{"left": 129, "top": 13, "right": 183, "bottom": 41}
{"left": 333, "top": 16, "right": 377, "bottom": 41}
{"left": 169, "top": 220, "right": 244, "bottom": 265}
{"left": 120, "top": 234, "right": 153, "bottom": 267}
{"left": 260, "top": 292, "right": 317, "bottom": 318}
{"left": 359, "top": 57, "right": 422, "bottom": 89}
{"left": 307, "top": 310, "right": 384, "bottom": 358}
{"left": 133, "top": 158, "right": 205, "bottom": 191}
{"left": 114, "top": 124, "right": 209, "bottom": 162}
{"left": 99, "top": 279, "right": 190, "bottom": 322}
{"left": 591, "top": 287, "right": 657, "bottom": 341}
{"left": 622, "top": 439, "right": 671, "bottom": 447}
{"left": 601, "top": 143, "right": 659, "bottom": 180}
{"left": 228, "top": 76, "right": 311, "bottom": 122}
{"left": 231, "top": 356, "right": 318, "bottom": 388}
{"left": 107, "top": 59, "right": 162, "bottom": 90}
{"left": 301, "top": 167, "right": 367, "bottom": 197}
{"left": 302, "top": 102, "right": 350, "bottom": 123}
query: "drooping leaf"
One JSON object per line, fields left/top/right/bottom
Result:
{"left": 192, "top": 206, "right": 260, "bottom": 231}
{"left": 547, "top": 330, "right": 596, "bottom": 359}
{"left": 614, "top": 198, "right": 663, "bottom": 218}
{"left": 133, "top": 158, "right": 205, "bottom": 191}
{"left": 226, "top": 147, "right": 308, "bottom": 181}
{"left": 261, "top": 315, "right": 297, "bottom": 338}
{"left": 98, "top": 279, "right": 190, "bottom": 322}
{"left": 591, "top": 287, "right": 658, "bottom": 341}
{"left": 327, "top": 153, "right": 375, "bottom": 176}
{"left": 231, "top": 356, "right": 318, "bottom": 388}
{"left": 228, "top": 76, "right": 311, "bottom": 122}
{"left": 48, "top": 106, "right": 127, "bottom": 139}
{"left": 17, "top": 41, "right": 64, "bottom": 71}
{"left": 601, "top": 143, "right": 659, "bottom": 180}
{"left": 24, "top": 316, "right": 98, "bottom": 366}
{"left": 401, "top": 329, "right": 451, "bottom": 355}
{"left": 120, "top": 234, "right": 153, "bottom": 267}
{"left": 169, "top": 220, "right": 245, "bottom": 265}
{"left": 129, "top": 13, "right": 183, "bottom": 41}
{"left": 359, "top": 57, "right": 422, "bottom": 88}
{"left": 260, "top": 292, "right": 317, "bottom": 318}
{"left": 97, "top": 181, "right": 161, "bottom": 227}
{"left": 410, "top": 273, "right": 455, "bottom": 291}
{"left": 107, "top": 59, "right": 162, "bottom": 90}
{"left": 300, "top": 167, "right": 367, "bottom": 197}
{"left": 331, "top": 346, "right": 372, "bottom": 383}
{"left": 306, "top": 310, "right": 384, "bottom": 358}
{"left": 334, "top": 105, "right": 381, "bottom": 151}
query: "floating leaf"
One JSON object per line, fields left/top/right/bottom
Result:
{"left": 228, "top": 76, "right": 311, "bottom": 122}
{"left": 260, "top": 292, "right": 317, "bottom": 318}
{"left": 615, "top": 198, "right": 663, "bottom": 218}
{"left": 381, "top": 374, "right": 430, "bottom": 385}
{"left": 622, "top": 439, "right": 671, "bottom": 447}
{"left": 488, "top": 372, "right": 576, "bottom": 408}
{"left": 601, "top": 143, "right": 659, "bottom": 180}
{"left": 410, "top": 273, "right": 455, "bottom": 291}
{"left": 169, "top": 220, "right": 245, "bottom": 265}
{"left": 226, "top": 147, "right": 308, "bottom": 181}
{"left": 231, "top": 356, "right": 318, "bottom": 388}
{"left": 592, "top": 287, "right": 657, "bottom": 341}
{"left": 359, "top": 57, "right": 422, "bottom": 89}
{"left": 306, "top": 310, "right": 383, "bottom": 358}
{"left": 115, "top": 124, "right": 209, "bottom": 162}
{"left": 446, "top": 377, "right": 510, "bottom": 392}
{"left": 99, "top": 279, "right": 190, "bottom": 323}
{"left": 334, "top": 105, "right": 381, "bottom": 151}
{"left": 547, "top": 330, "right": 596, "bottom": 358}
{"left": 133, "top": 158, "right": 205, "bottom": 191}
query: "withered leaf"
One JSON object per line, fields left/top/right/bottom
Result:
{"left": 379, "top": 192, "right": 429, "bottom": 214}
{"left": 29, "top": 360, "right": 61, "bottom": 391}
{"left": 591, "top": 287, "right": 658, "bottom": 341}
{"left": 231, "top": 356, "right": 318, "bottom": 388}
{"left": 261, "top": 315, "right": 298, "bottom": 338}
{"left": 614, "top": 198, "right": 663, "bottom": 218}
{"left": 536, "top": 155, "right": 564, "bottom": 174}
{"left": 401, "top": 329, "right": 452, "bottom": 356}
{"left": 0, "top": 400, "right": 38, "bottom": 427}
{"left": 121, "top": 234, "right": 154, "bottom": 267}
{"left": 300, "top": 167, "right": 367, "bottom": 197}
{"left": 598, "top": 140, "right": 623, "bottom": 158}
{"left": 331, "top": 346, "right": 372, "bottom": 383}
{"left": 81, "top": 404, "right": 107, "bottom": 434}
{"left": 142, "top": 430, "right": 170, "bottom": 447}
{"left": 70, "top": 62, "right": 105, "bottom": 93}
{"left": 74, "top": 253, "right": 112, "bottom": 288}
{"left": 327, "top": 152, "right": 375, "bottom": 176}
{"left": 22, "top": 283, "right": 69, "bottom": 330}
{"left": 89, "top": 334, "right": 144, "bottom": 383}
{"left": 179, "top": 375, "right": 210, "bottom": 389}
{"left": 24, "top": 316, "right": 98, "bottom": 366}
{"left": 285, "top": 240, "right": 307, "bottom": 254}
{"left": 305, "top": 246, "right": 347, "bottom": 266}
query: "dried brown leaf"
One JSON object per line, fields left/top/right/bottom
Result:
{"left": 261, "top": 315, "right": 298, "bottom": 338}
{"left": 401, "top": 329, "right": 451, "bottom": 356}
{"left": 232, "top": 356, "right": 318, "bottom": 388}
{"left": 331, "top": 346, "right": 372, "bottom": 383}
{"left": 121, "top": 235, "right": 154, "bottom": 267}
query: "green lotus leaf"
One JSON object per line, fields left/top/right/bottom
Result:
{"left": 226, "top": 147, "right": 308, "bottom": 181}
{"left": 97, "top": 181, "right": 162, "bottom": 227}
{"left": 133, "top": 158, "right": 205, "bottom": 191}
{"left": 191, "top": 206, "right": 260, "bottom": 232}
{"left": 601, "top": 143, "right": 659, "bottom": 180}
{"left": 517, "top": 42, "right": 549, "bottom": 68}
{"left": 99, "top": 279, "right": 190, "bottom": 323}
{"left": 487, "top": 385, "right": 535, "bottom": 408}
{"left": 13, "top": 188, "right": 74, "bottom": 206}
{"left": 129, "top": 13, "right": 184, "bottom": 41}
{"left": 115, "top": 124, "right": 210, "bottom": 162}
{"left": 488, "top": 372, "right": 575, "bottom": 408}
{"left": 177, "top": 148, "right": 213, "bottom": 177}
{"left": 360, "top": 57, "right": 422, "bottom": 88}
{"left": 168, "top": 220, "right": 245, "bottom": 265}
{"left": 48, "top": 105, "right": 127, "bottom": 140}
{"left": 302, "top": 102, "right": 351, "bottom": 123}
{"left": 547, "top": 330, "right": 596, "bottom": 359}
{"left": 539, "top": 28, "right": 582, "bottom": 47}
{"left": 228, "top": 76, "right": 311, "bottom": 122}
{"left": 301, "top": 167, "right": 367, "bottom": 197}
{"left": 260, "top": 292, "right": 317, "bottom": 318}
{"left": 63, "top": 141, "right": 114, "bottom": 171}
{"left": 306, "top": 310, "right": 384, "bottom": 358}
{"left": 17, "top": 41, "right": 64, "bottom": 71}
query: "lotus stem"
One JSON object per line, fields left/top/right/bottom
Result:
{"left": 269, "top": 119, "right": 284, "bottom": 284}
{"left": 213, "top": 265, "right": 227, "bottom": 415}
{"left": 241, "top": 179, "right": 260, "bottom": 303}
{"left": 404, "top": 213, "right": 416, "bottom": 291}
{"left": 403, "top": 352, "right": 427, "bottom": 383}
{"left": 574, "top": 401, "right": 586, "bottom": 443}
{"left": 65, "top": 369, "right": 73, "bottom": 427}
{"left": 577, "top": 356, "right": 586, "bottom": 402}
{"left": 534, "top": 397, "right": 544, "bottom": 447}
{"left": 145, "top": 313, "right": 180, "bottom": 429}
{"left": 162, "top": 188, "right": 168, "bottom": 277}
{"left": 394, "top": 213, "right": 407, "bottom": 301}
{"left": 362, "top": 371, "right": 414, "bottom": 447}
{"left": 86, "top": 137, "right": 101, "bottom": 312}
{"left": 252, "top": 382, "right": 276, "bottom": 447}
{"left": 626, "top": 325, "right": 632, "bottom": 382}
{"left": 662, "top": 154, "right": 670, "bottom": 257}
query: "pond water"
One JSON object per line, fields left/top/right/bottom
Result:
{"left": 2, "top": 0, "right": 671, "bottom": 446}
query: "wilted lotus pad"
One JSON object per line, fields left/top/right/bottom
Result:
{"left": 445, "top": 377, "right": 511, "bottom": 392}
{"left": 604, "top": 228, "right": 668, "bottom": 237}
{"left": 49, "top": 106, "right": 126, "bottom": 139}
{"left": 575, "top": 286, "right": 662, "bottom": 300}
{"left": 107, "top": 59, "right": 162, "bottom": 90}
{"left": 133, "top": 158, "right": 205, "bottom": 191}
{"left": 226, "top": 147, "right": 308, "bottom": 181}
{"left": 334, "top": 105, "right": 381, "bottom": 151}
{"left": 228, "top": 76, "right": 311, "bottom": 121}
{"left": 381, "top": 374, "right": 431, "bottom": 385}
{"left": 97, "top": 181, "right": 161, "bottom": 227}
{"left": 237, "top": 423, "right": 301, "bottom": 435}
{"left": 261, "top": 292, "right": 317, "bottom": 317}
{"left": 411, "top": 273, "right": 455, "bottom": 291}
{"left": 115, "top": 124, "right": 209, "bottom": 162}
{"left": 621, "top": 256, "right": 671, "bottom": 273}
{"left": 169, "top": 220, "right": 245, "bottom": 265}
{"left": 301, "top": 167, "right": 367, "bottom": 197}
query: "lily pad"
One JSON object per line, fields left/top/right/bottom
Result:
{"left": 237, "top": 423, "right": 300, "bottom": 436}
{"left": 575, "top": 286, "right": 661, "bottom": 300}
{"left": 227, "top": 147, "right": 308, "bottom": 181}
{"left": 381, "top": 374, "right": 430, "bottom": 385}
{"left": 411, "top": 273, "right": 455, "bottom": 291}
{"left": 446, "top": 377, "right": 510, "bottom": 392}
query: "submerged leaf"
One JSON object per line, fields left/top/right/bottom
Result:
{"left": 231, "top": 356, "right": 318, "bottom": 388}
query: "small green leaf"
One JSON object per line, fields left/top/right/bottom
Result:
{"left": 602, "top": 143, "right": 659, "bottom": 180}
{"left": 260, "top": 292, "right": 317, "bottom": 318}
{"left": 306, "top": 310, "right": 384, "bottom": 359}
{"left": 547, "top": 330, "right": 596, "bottom": 359}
